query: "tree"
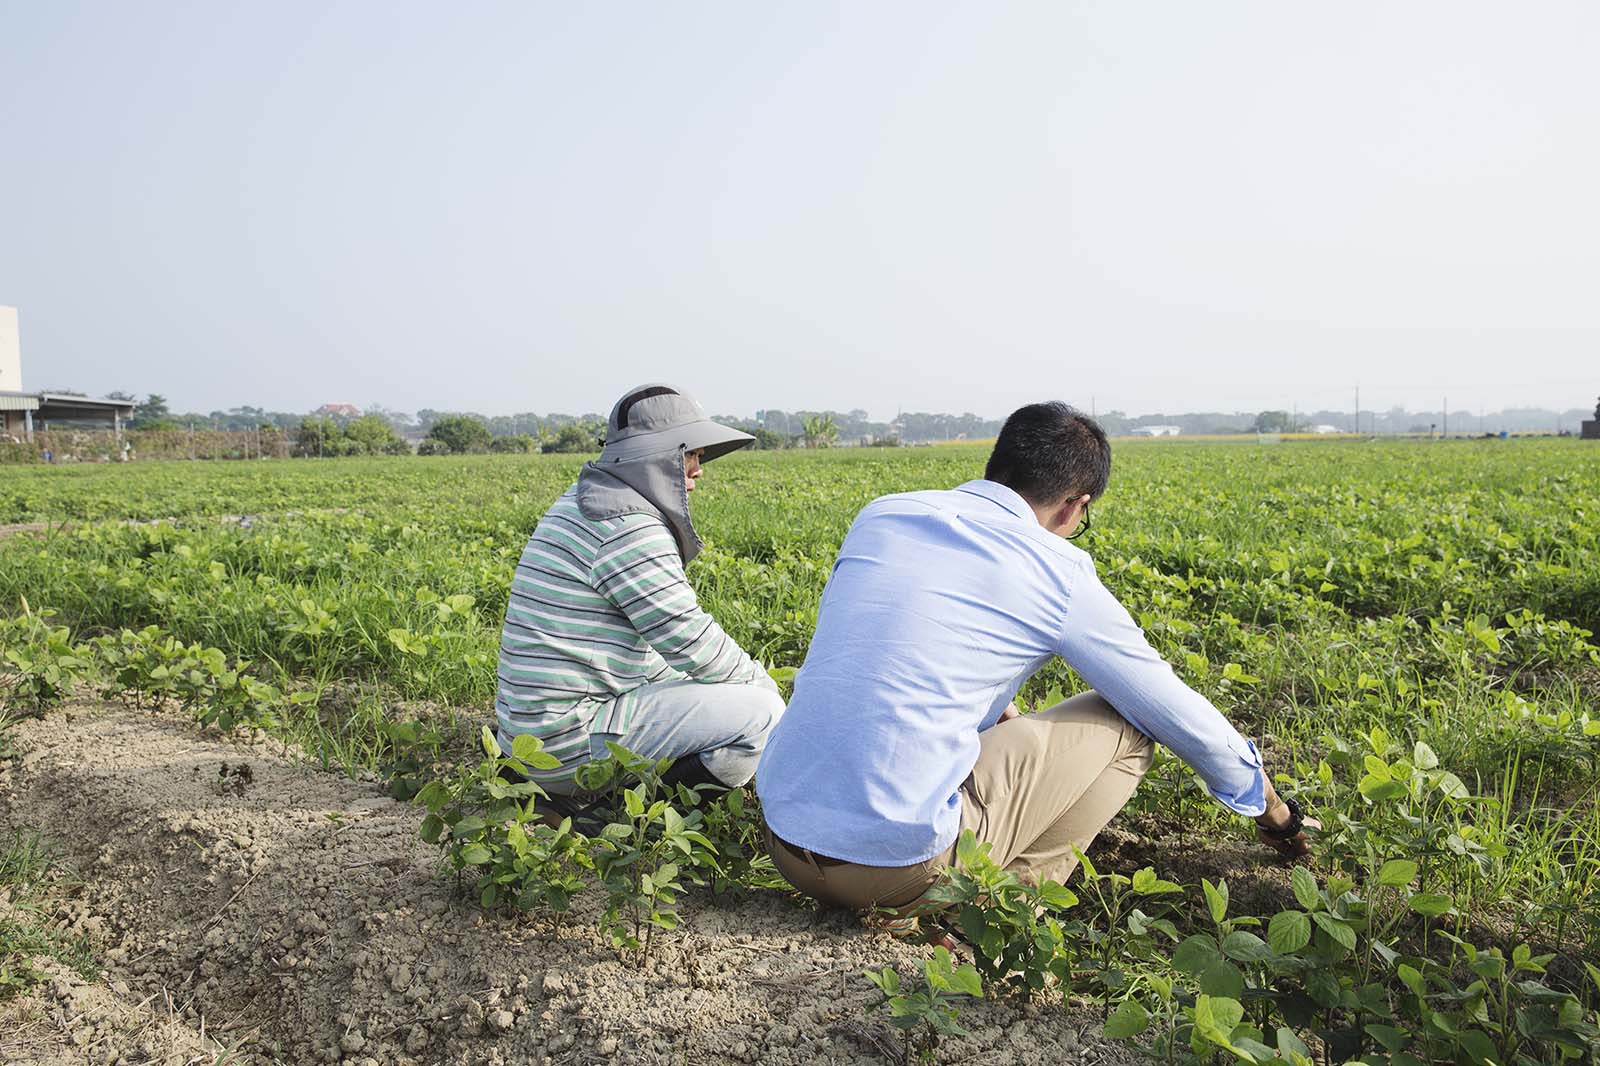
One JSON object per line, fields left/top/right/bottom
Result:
{"left": 749, "top": 426, "right": 791, "bottom": 450}
{"left": 131, "top": 394, "right": 173, "bottom": 428}
{"left": 344, "top": 414, "right": 409, "bottom": 455}
{"left": 489, "top": 434, "right": 538, "bottom": 453}
{"left": 294, "top": 416, "right": 348, "bottom": 457}
{"left": 543, "top": 422, "right": 601, "bottom": 454}
{"left": 427, "top": 415, "right": 493, "bottom": 454}
{"left": 802, "top": 414, "right": 839, "bottom": 448}
{"left": 1253, "top": 410, "right": 1291, "bottom": 434}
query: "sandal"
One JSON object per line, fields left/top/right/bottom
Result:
{"left": 865, "top": 911, "right": 966, "bottom": 954}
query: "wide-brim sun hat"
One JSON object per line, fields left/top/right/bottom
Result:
{"left": 596, "top": 384, "right": 754, "bottom": 465}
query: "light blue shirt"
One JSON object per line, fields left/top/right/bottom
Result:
{"left": 755, "top": 479, "right": 1267, "bottom": 866}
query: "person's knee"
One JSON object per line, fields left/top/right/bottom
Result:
{"left": 749, "top": 686, "right": 787, "bottom": 739}
{"left": 1072, "top": 690, "right": 1154, "bottom": 772}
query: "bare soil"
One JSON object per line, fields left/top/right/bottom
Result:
{"left": 0, "top": 703, "right": 1141, "bottom": 1066}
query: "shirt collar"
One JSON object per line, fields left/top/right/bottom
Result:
{"left": 955, "top": 479, "right": 1039, "bottom": 525}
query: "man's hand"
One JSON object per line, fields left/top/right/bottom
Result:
{"left": 1255, "top": 780, "right": 1319, "bottom": 860}
{"left": 999, "top": 703, "right": 1020, "bottom": 723}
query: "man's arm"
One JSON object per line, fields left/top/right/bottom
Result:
{"left": 591, "top": 518, "right": 772, "bottom": 688}
{"left": 1056, "top": 560, "right": 1267, "bottom": 817}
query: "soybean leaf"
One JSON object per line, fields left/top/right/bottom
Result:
{"left": 1312, "top": 912, "right": 1358, "bottom": 951}
{"left": 1291, "top": 866, "right": 1322, "bottom": 911}
{"left": 1132, "top": 868, "right": 1182, "bottom": 895}
{"left": 510, "top": 732, "right": 561, "bottom": 769}
{"left": 1410, "top": 893, "right": 1454, "bottom": 917}
{"left": 1366, "top": 1024, "right": 1409, "bottom": 1051}
{"left": 1221, "top": 930, "right": 1273, "bottom": 963}
{"left": 1199, "top": 959, "right": 1245, "bottom": 999}
{"left": 1203, "top": 878, "right": 1229, "bottom": 924}
{"left": 1377, "top": 858, "right": 1418, "bottom": 887}
{"left": 1173, "top": 934, "right": 1222, "bottom": 975}
{"left": 1103, "top": 998, "right": 1150, "bottom": 1039}
{"left": 1267, "top": 910, "right": 1311, "bottom": 954}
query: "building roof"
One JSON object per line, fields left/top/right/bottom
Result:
{"left": 0, "top": 390, "right": 40, "bottom": 412}
{"left": 34, "top": 393, "right": 136, "bottom": 419}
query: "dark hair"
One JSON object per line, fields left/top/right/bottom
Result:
{"left": 984, "top": 402, "right": 1111, "bottom": 504}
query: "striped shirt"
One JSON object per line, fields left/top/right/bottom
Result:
{"left": 495, "top": 486, "right": 766, "bottom": 781}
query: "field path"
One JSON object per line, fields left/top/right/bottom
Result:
{"left": 0, "top": 702, "right": 1130, "bottom": 1066}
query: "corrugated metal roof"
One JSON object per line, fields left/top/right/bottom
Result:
{"left": 0, "top": 392, "right": 40, "bottom": 412}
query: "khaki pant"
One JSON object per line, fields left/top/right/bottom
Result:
{"left": 767, "top": 691, "right": 1154, "bottom": 910}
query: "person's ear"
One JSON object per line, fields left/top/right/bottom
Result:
{"left": 1050, "top": 498, "right": 1078, "bottom": 534}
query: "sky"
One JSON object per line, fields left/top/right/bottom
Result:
{"left": 1, "top": 1, "right": 1597, "bottom": 421}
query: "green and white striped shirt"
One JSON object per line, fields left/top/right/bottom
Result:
{"left": 495, "top": 486, "right": 765, "bottom": 780}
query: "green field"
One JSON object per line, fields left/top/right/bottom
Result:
{"left": 4, "top": 439, "right": 1599, "bottom": 1062}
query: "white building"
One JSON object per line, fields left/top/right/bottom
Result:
{"left": 1130, "top": 425, "right": 1182, "bottom": 437}
{"left": 0, "top": 306, "right": 19, "bottom": 393}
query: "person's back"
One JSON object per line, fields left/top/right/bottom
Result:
{"left": 757, "top": 481, "right": 1090, "bottom": 864}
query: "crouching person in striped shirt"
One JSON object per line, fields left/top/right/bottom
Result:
{"left": 494, "top": 384, "right": 785, "bottom": 815}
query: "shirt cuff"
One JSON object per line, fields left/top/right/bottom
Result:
{"left": 1200, "top": 737, "right": 1268, "bottom": 817}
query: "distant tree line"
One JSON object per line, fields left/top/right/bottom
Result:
{"left": 36, "top": 391, "right": 1597, "bottom": 455}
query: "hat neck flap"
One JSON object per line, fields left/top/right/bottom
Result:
{"left": 575, "top": 447, "right": 704, "bottom": 564}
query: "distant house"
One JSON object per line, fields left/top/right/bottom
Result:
{"left": 1311, "top": 424, "right": 1342, "bottom": 434}
{"left": 315, "top": 403, "right": 361, "bottom": 418}
{"left": 1130, "top": 425, "right": 1182, "bottom": 437}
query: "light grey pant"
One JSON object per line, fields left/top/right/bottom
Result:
{"left": 545, "top": 678, "right": 786, "bottom": 794}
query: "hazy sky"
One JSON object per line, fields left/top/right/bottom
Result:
{"left": 2, "top": 2, "right": 1596, "bottom": 419}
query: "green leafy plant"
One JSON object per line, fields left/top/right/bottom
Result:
{"left": 576, "top": 744, "right": 718, "bottom": 958}
{"left": 0, "top": 610, "right": 93, "bottom": 714}
{"left": 375, "top": 717, "right": 445, "bottom": 800}
{"left": 922, "top": 829, "right": 1080, "bottom": 997}
{"left": 864, "top": 946, "right": 983, "bottom": 1063}
{"left": 414, "top": 728, "right": 586, "bottom": 913}
{"left": 1072, "top": 847, "right": 1184, "bottom": 998}
{"left": 694, "top": 786, "right": 781, "bottom": 893}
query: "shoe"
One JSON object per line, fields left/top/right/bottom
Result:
{"left": 534, "top": 790, "right": 608, "bottom": 835}
{"left": 659, "top": 754, "right": 732, "bottom": 796}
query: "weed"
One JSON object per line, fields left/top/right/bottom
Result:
{"left": 864, "top": 947, "right": 983, "bottom": 1063}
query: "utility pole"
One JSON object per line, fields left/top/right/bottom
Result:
{"left": 1354, "top": 385, "right": 1360, "bottom": 436}
{"left": 1443, "top": 397, "right": 1448, "bottom": 438}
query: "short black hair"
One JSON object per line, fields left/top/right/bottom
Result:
{"left": 984, "top": 402, "right": 1111, "bottom": 504}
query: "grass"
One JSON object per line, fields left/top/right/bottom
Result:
{"left": 0, "top": 828, "right": 98, "bottom": 999}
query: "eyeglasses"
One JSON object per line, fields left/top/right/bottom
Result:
{"left": 1067, "top": 498, "right": 1092, "bottom": 540}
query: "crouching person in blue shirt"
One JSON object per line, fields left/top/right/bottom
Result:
{"left": 755, "top": 402, "right": 1314, "bottom": 926}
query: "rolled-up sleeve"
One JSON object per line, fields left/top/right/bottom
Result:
{"left": 1056, "top": 561, "right": 1267, "bottom": 816}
